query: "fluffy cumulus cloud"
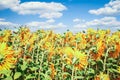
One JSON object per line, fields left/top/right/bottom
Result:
{"left": 0, "top": 18, "right": 66, "bottom": 32}
{"left": 89, "top": 0, "right": 120, "bottom": 15}
{"left": 0, "top": 0, "right": 20, "bottom": 10}
{"left": 26, "top": 19, "right": 66, "bottom": 31}
{"left": 0, "top": 18, "right": 19, "bottom": 30}
{"left": 0, "top": 0, "right": 66, "bottom": 19}
{"left": 73, "top": 17, "right": 120, "bottom": 28}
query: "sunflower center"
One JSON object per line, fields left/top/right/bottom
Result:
{"left": 0, "top": 54, "right": 5, "bottom": 63}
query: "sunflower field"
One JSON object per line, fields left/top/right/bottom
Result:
{"left": 0, "top": 27, "right": 120, "bottom": 80}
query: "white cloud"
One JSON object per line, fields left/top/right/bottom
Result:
{"left": 73, "top": 17, "right": 120, "bottom": 28}
{"left": 39, "top": 12, "right": 63, "bottom": 19}
{"left": 12, "top": 2, "right": 66, "bottom": 19}
{"left": 0, "top": 19, "right": 19, "bottom": 30}
{"left": 73, "top": 18, "right": 85, "bottom": 23}
{"left": 89, "top": 0, "right": 120, "bottom": 15}
{"left": 86, "top": 17, "right": 120, "bottom": 27}
{"left": 26, "top": 19, "right": 66, "bottom": 31}
{"left": 0, "top": 0, "right": 67, "bottom": 19}
{"left": 46, "top": 19, "right": 55, "bottom": 23}
{"left": 0, "top": 0, "right": 20, "bottom": 10}
{"left": 73, "top": 18, "right": 86, "bottom": 28}
{"left": 73, "top": 18, "right": 80, "bottom": 22}
{"left": 0, "top": 18, "right": 5, "bottom": 21}
{"left": 73, "top": 24, "right": 87, "bottom": 28}
{"left": 0, "top": 17, "right": 66, "bottom": 32}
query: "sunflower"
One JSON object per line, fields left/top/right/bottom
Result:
{"left": 91, "top": 40, "right": 105, "bottom": 60}
{"left": 63, "top": 47, "right": 74, "bottom": 58}
{"left": 76, "top": 33, "right": 87, "bottom": 50}
{"left": 48, "top": 47, "right": 55, "bottom": 61}
{"left": 18, "top": 28, "right": 31, "bottom": 46}
{"left": 94, "top": 72, "right": 110, "bottom": 80}
{"left": 0, "top": 42, "right": 15, "bottom": 70}
{"left": 64, "top": 31, "right": 75, "bottom": 44}
{"left": 0, "top": 30, "right": 12, "bottom": 42}
{"left": 74, "top": 50, "right": 88, "bottom": 70}
{"left": 109, "top": 42, "right": 120, "bottom": 58}
{"left": 63, "top": 47, "right": 74, "bottom": 64}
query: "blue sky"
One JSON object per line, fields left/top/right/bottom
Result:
{"left": 0, "top": 0, "right": 120, "bottom": 33}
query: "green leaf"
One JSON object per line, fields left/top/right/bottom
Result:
{"left": 21, "top": 64, "right": 27, "bottom": 71}
{"left": 30, "top": 67, "right": 38, "bottom": 71}
{"left": 108, "top": 68, "right": 120, "bottom": 73}
{"left": 96, "top": 34, "right": 100, "bottom": 38}
{"left": 14, "top": 72, "right": 21, "bottom": 79}
{"left": 26, "top": 74, "right": 36, "bottom": 80}
{"left": 62, "top": 72, "right": 71, "bottom": 76}
{"left": 108, "top": 58, "right": 117, "bottom": 63}
{"left": 97, "top": 60, "right": 103, "bottom": 65}
{"left": 91, "top": 61, "right": 96, "bottom": 65}
{"left": 45, "top": 74, "right": 52, "bottom": 80}
{"left": 0, "top": 70, "right": 11, "bottom": 76}
{"left": 87, "top": 68, "right": 95, "bottom": 75}
{"left": 39, "top": 73, "right": 45, "bottom": 78}
{"left": 21, "top": 60, "right": 27, "bottom": 71}
{"left": 3, "top": 76, "right": 12, "bottom": 80}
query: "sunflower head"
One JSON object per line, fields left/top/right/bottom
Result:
{"left": 0, "top": 42, "right": 15, "bottom": 70}
{"left": 74, "top": 50, "right": 88, "bottom": 70}
{"left": 0, "top": 53, "right": 5, "bottom": 63}
{"left": 94, "top": 72, "right": 110, "bottom": 80}
{"left": 63, "top": 47, "right": 74, "bottom": 58}
{"left": 0, "top": 30, "right": 12, "bottom": 42}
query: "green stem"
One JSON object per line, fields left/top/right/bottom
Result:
{"left": 61, "top": 57, "right": 65, "bottom": 80}
{"left": 74, "top": 68, "right": 77, "bottom": 80}
{"left": 71, "top": 66, "right": 74, "bottom": 80}
{"left": 38, "top": 51, "right": 44, "bottom": 80}
{"left": 103, "top": 48, "right": 110, "bottom": 72}
{"left": 37, "top": 46, "right": 40, "bottom": 80}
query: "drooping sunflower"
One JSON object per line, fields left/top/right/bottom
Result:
{"left": 0, "top": 42, "right": 15, "bottom": 70}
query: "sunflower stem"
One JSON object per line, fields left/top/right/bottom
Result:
{"left": 37, "top": 45, "right": 40, "bottom": 80}
{"left": 39, "top": 51, "right": 44, "bottom": 80}
{"left": 71, "top": 65, "right": 74, "bottom": 80}
{"left": 103, "top": 48, "right": 110, "bottom": 72}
